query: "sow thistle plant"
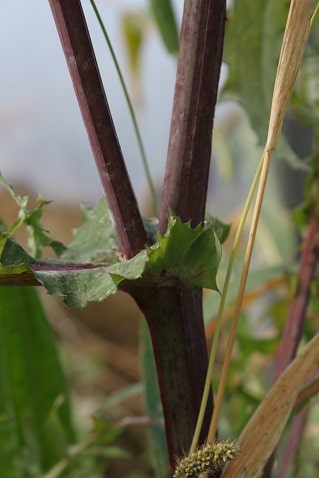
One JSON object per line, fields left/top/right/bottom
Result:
{"left": 1, "top": 0, "right": 319, "bottom": 477}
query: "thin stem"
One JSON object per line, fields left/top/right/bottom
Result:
{"left": 273, "top": 206, "right": 319, "bottom": 381}
{"left": 89, "top": 0, "right": 158, "bottom": 216}
{"left": 310, "top": 1, "right": 319, "bottom": 29}
{"left": 276, "top": 408, "right": 308, "bottom": 478}
{"left": 208, "top": 147, "right": 271, "bottom": 443}
{"left": 294, "top": 376, "right": 319, "bottom": 411}
{"left": 190, "top": 155, "right": 264, "bottom": 453}
{"left": 43, "top": 434, "right": 97, "bottom": 478}
{"left": 49, "top": 0, "right": 147, "bottom": 258}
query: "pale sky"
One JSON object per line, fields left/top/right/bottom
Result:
{"left": 0, "top": 1, "right": 182, "bottom": 205}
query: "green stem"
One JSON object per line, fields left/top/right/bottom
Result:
{"left": 43, "top": 434, "right": 96, "bottom": 478}
{"left": 90, "top": 0, "right": 158, "bottom": 216}
{"left": 310, "top": 1, "right": 319, "bottom": 29}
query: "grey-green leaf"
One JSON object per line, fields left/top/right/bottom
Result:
{"left": 61, "top": 197, "right": 119, "bottom": 263}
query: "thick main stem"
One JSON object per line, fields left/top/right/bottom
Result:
{"left": 135, "top": 287, "right": 213, "bottom": 471}
{"left": 156, "top": 0, "right": 225, "bottom": 472}
{"left": 49, "top": 0, "right": 146, "bottom": 258}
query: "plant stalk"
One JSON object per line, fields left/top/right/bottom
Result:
{"left": 273, "top": 206, "right": 319, "bottom": 381}
{"left": 48, "top": 0, "right": 147, "bottom": 259}
{"left": 134, "top": 286, "right": 213, "bottom": 472}
{"left": 154, "top": 0, "right": 225, "bottom": 472}
{"left": 159, "top": 0, "right": 226, "bottom": 232}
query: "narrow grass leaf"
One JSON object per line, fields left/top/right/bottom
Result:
{"left": 140, "top": 321, "right": 169, "bottom": 478}
{"left": 149, "top": 0, "right": 179, "bottom": 55}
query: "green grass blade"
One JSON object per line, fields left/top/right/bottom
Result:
{"left": 140, "top": 320, "right": 169, "bottom": 478}
{"left": 149, "top": 0, "right": 179, "bottom": 55}
{"left": 90, "top": 0, "right": 158, "bottom": 216}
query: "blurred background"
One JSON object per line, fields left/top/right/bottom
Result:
{"left": 0, "top": 0, "right": 184, "bottom": 206}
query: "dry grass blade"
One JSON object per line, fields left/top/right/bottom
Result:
{"left": 266, "top": 0, "right": 313, "bottom": 150}
{"left": 221, "top": 333, "right": 319, "bottom": 478}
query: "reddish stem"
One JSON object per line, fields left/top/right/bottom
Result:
{"left": 276, "top": 408, "right": 308, "bottom": 478}
{"left": 48, "top": 0, "right": 146, "bottom": 259}
{"left": 273, "top": 210, "right": 319, "bottom": 381}
{"left": 159, "top": 0, "right": 226, "bottom": 232}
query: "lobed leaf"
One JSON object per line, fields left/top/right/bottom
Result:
{"left": 60, "top": 197, "right": 119, "bottom": 263}
{"left": 143, "top": 216, "right": 222, "bottom": 290}
{"left": 0, "top": 198, "right": 224, "bottom": 306}
{"left": 0, "top": 173, "right": 65, "bottom": 258}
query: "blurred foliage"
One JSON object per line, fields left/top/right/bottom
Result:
{"left": 148, "top": 0, "right": 179, "bottom": 55}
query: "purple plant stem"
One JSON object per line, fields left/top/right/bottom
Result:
{"left": 273, "top": 210, "right": 319, "bottom": 382}
{"left": 133, "top": 285, "right": 214, "bottom": 474}
{"left": 48, "top": 0, "right": 146, "bottom": 259}
{"left": 145, "top": 0, "right": 225, "bottom": 472}
{"left": 276, "top": 408, "right": 308, "bottom": 478}
{"left": 159, "top": 0, "right": 226, "bottom": 232}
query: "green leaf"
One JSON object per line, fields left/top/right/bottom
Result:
{"left": 205, "top": 214, "right": 231, "bottom": 245}
{"left": 222, "top": 0, "right": 303, "bottom": 167}
{"left": 96, "top": 383, "right": 143, "bottom": 413}
{"left": 149, "top": 0, "right": 179, "bottom": 55}
{"left": 222, "top": 0, "right": 287, "bottom": 144}
{"left": 0, "top": 173, "right": 66, "bottom": 258}
{"left": 236, "top": 332, "right": 278, "bottom": 356}
{"left": 0, "top": 286, "right": 76, "bottom": 477}
{"left": 44, "top": 208, "right": 222, "bottom": 302}
{"left": 140, "top": 320, "right": 169, "bottom": 478}
{"left": 25, "top": 196, "right": 66, "bottom": 258}
{"left": 203, "top": 264, "right": 291, "bottom": 324}
{"left": 36, "top": 266, "right": 118, "bottom": 308}
{"left": 144, "top": 215, "right": 222, "bottom": 290}
{"left": 61, "top": 197, "right": 119, "bottom": 263}
{"left": 1, "top": 237, "right": 34, "bottom": 266}
{"left": 292, "top": 156, "right": 319, "bottom": 231}
{"left": 1, "top": 206, "right": 222, "bottom": 306}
